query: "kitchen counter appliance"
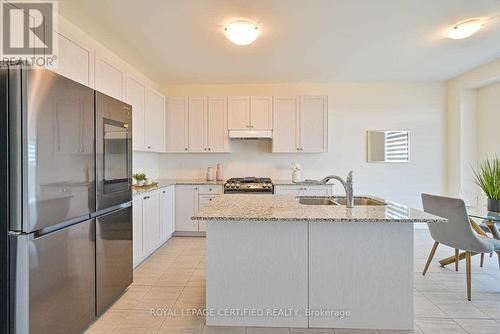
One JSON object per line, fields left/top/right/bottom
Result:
{"left": 224, "top": 177, "right": 274, "bottom": 194}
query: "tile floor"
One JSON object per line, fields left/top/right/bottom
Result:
{"left": 85, "top": 229, "right": 500, "bottom": 334}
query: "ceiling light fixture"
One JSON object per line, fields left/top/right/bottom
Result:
{"left": 447, "top": 19, "right": 484, "bottom": 39}
{"left": 224, "top": 20, "right": 259, "bottom": 45}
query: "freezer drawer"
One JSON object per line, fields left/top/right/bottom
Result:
{"left": 10, "top": 219, "right": 96, "bottom": 334}
{"left": 96, "top": 204, "right": 133, "bottom": 315}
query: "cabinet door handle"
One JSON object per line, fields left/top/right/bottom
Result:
{"left": 143, "top": 196, "right": 150, "bottom": 200}
{"left": 185, "top": 147, "right": 188, "bottom": 151}
{"left": 209, "top": 198, "right": 212, "bottom": 201}
{"left": 148, "top": 146, "right": 151, "bottom": 149}
{"left": 208, "top": 147, "right": 211, "bottom": 151}
{"left": 162, "top": 191, "right": 166, "bottom": 194}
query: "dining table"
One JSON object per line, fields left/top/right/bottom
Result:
{"left": 439, "top": 206, "right": 500, "bottom": 267}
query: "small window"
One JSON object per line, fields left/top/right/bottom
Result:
{"left": 367, "top": 130, "right": 410, "bottom": 162}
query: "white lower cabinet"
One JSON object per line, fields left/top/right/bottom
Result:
{"left": 143, "top": 193, "right": 161, "bottom": 254}
{"left": 275, "top": 185, "right": 332, "bottom": 196}
{"left": 160, "top": 186, "right": 175, "bottom": 240}
{"left": 198, "top": 194, "right": 219, "bottom": 232}
{"left": 175, "top": 185, "right": 200, "bottom": 232}
{"left": 175, "top": 184, "right": 223, "bottom": 233}
{"left": 133, "top": 186, "right": 175, "bottom": 267}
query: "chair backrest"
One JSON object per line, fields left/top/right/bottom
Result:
{"left": 421, "top": 193, "right": 489, "bottom": 252}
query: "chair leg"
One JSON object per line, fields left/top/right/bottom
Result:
{"left": 480, "top": 253, "right": 484, "bottom": 268}
{"left": 423, "top": 241, "right": 439, "bottom": 276}
{"left": 491, "top": 253, "right": 493, "bottom": 258}
{"left": 455, "top": 249, "right": 459, "bottom": 271}
{"left": 497, "top": 252, "right": 500, "bottom": 270}
{"left": 466, "top": 251, "right": 472, "bottom": 301}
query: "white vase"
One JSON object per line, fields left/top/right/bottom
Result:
{"left": 206, "top": 167, "right": 214, "bottom": 181}
{"left": 292, "top": 170, "right": 303, "bottom": 183}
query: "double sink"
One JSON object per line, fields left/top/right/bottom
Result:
{"left": 297, "top": 196, "right": 386, "bottom": 206}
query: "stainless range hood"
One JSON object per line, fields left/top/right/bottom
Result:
{"left": 228, "top": 130, "right": 272, "bottom": 139}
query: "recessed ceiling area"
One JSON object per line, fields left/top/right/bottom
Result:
{"left": 59, "top": 0, "right": 500, "bottom": 84}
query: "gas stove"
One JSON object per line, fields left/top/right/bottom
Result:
{"left": 224, "top": 177, "right": 274, "bottom": 194}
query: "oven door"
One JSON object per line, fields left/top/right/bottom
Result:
{"left": 96, "top": 92, "right": 132, "bottom": 212}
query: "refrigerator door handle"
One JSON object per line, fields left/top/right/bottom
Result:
{"left": 34, "top": 213, "right": 92, "bottom": 238}
{"left": 91, "top": 201, "right": 132, "bottom": 219}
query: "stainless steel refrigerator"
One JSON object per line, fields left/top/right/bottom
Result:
{"left": 0, "top": 64, "right": 133, "bottom": 334}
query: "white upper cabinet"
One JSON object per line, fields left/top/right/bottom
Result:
{"left": 126, "top": 74, "right": 147, "bottom": 151}
{"left": 228, "top": 96, "right": 272, "bottom": 130}
{"left": 273, "top": 96, "right": 328, "bottom": 153}
{"left": 228, "top": 96, "right": 250, "bottom": 130}
{"left": 54, "top": 30, "right": 93, "bottom": 87}
{"left": 166, "top": 97, "right": 189, "bottom": 152}
{"left": 166, "top": 97, "right": 229, "bottom": 153}
{"left": 299, "top": 96, "right": 328, "bottom": 152}
{"left": 188, "top": 97, "right": 208, "bottom": 153}
{"left": 250, "top": 96, "right": 273, "bottom": 130}
{"left": 272, "top": 97, "right": 299, "bottom": 152}
{"left": 207, "top": 97, "right": 229, "bottom": 152}
{"left": 94, "top": 50, "right": 126, "bottom": 101}
{"left": 145, "top": 87, "right": 166, "bottom": 152}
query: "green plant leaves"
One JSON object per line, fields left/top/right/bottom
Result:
{"left": 472, "top": 158, "right": 500, "bottom": 200}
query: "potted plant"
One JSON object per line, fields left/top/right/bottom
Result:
{"left": 473, "top": 158, "right": 500, "bottom": 212}
{"left": 133, "top": 173, "right": 147, "bottom": 186}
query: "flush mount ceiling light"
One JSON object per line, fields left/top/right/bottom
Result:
{"left": 447, "top": 19, "right": 484, "bottom": 39}
{"left": 224, "top": 20, "right": 259, "bottom": 45}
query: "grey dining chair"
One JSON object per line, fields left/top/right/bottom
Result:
{"left": 421, "top": 193, "right": 500, "bottom": 301}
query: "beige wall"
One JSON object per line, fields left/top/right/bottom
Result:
{"left": 446, "top": 58, "right": 500, "bottom": 196}
{"left": 158, "top": 82, "right": 446, "bottom": 208}
{"left": 477, "top": 81, "right": 500, "bottom": 161}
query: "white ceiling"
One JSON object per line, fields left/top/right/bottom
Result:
{"left": 59, "top": 0, "right": 500, "bottom": 84}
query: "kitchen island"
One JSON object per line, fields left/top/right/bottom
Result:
{"left": 193, "top": 195, "right": 446, "bottom": 330}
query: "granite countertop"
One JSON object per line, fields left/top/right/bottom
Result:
{"left": 133, "top": 178, "right": 225, "bottom": 196}
{"left": 192, "top": 194, "right": 447, "bottom": 223}
{"left": 273, "top": 179, "right": 324, "bottom": 185}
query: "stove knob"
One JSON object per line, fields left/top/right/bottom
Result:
{"left": 229, "top": 183, "right": 235, "bottom": 188}
{"left": 235, "top": 183, "right": 241, "bottom": 188}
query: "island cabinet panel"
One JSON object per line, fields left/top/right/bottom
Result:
{"left": 206, "top": 221, "right": 309, "bottom": 328}
{"left": 308, "top": 222, "right": 414, "bottom": 330}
